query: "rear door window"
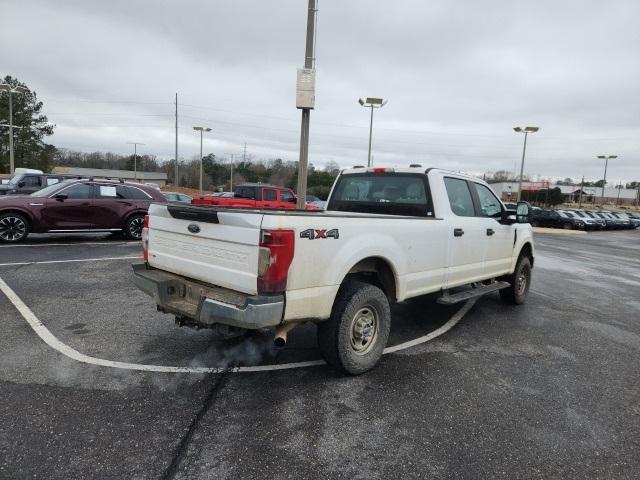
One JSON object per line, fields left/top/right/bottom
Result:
{"left": 61, "top": 183, "right": 94, "bottom": 199}
{"left": 444, "top": 178, "right": 475, "bottom": 217}
{"left": 263, "top": 189, "right": 277, "bottom": 201}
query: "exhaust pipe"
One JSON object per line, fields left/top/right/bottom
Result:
{"left": 274, "top": 322, "right": 300, "bottom": 348}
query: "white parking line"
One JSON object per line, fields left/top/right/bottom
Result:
{"left": 0, "top": 275, "right": 476, "bottom": 374}
{"left": 0, "top": 241, "right": 138, "bottom": 248}
{"left": 0, "top": 256, "right": 141, "bottom": 267}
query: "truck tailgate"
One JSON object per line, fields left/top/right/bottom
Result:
{"left": 146, "top": 203, "right": 263, "bottom": 295}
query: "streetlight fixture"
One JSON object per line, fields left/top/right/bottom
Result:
{"left": 0, "top": 83, "right": 30, "bottom": 175}
{"left": 359, "top": 97, "right": 388, "bottom": 167}
{"left": 513, "top": 126, "right": 539, "bottom": 201}
{"left": 597, "top": 155, "right": 617, "bottom": 204}
{"left": 193, "top": 126, "right": 212, "bottom": 194}
{"left": 126, "top": 142, "right": 145, "bottom": 181}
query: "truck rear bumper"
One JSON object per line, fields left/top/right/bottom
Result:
{"left": 132, "top": 263, "right": 284, "bottom": 329}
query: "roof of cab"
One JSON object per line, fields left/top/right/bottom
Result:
{"left": 340, "top": 166, "right": 482, "bottom": 181}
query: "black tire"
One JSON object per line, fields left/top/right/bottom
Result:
{"left": 317, "top": 280, "right": 391, "bottom": 375}
{"left": 499, "top": 256, "right": 532, "bottom": 305}
{"left": 0, "top": 212, "right": 30, "bottom": 243}
{"left": 562, "top": 223, "right": 572, "bottom": 230}
{"left": 124, "top": 214, "right": 145, "bottom": 240}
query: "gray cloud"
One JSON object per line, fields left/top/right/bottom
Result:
{"left": 1, "top": 0, "right": 638, "bottom": 182}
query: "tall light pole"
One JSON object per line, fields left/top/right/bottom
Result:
{"left": 0, "top": 83, "right": 30, "bottom": 175}
{"left": 295, "top": 0, "right": 318, "bottom": 209}
{"left": 174, "top": 92, "right": 179, "bottom": 186}
{"left": 597, "top": 155, "right": 617, "bottom": 204}
{"left": 513, "top": 126, "right": 539, "bottom": 201}
{"left": 126, "top": 142, "right": 145, "bottom": 181}
{"left": 193, "top": 126, "right": 211, "bottom": 194}
{"left": 224, "top": 152, "right": 236, "bottom": 191}
{"left": 359, "top": 97, "right": 388, "bottom": 167}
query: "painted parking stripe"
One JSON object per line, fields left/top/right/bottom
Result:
{"left": 0, "top": 241, "right": 139, "bottom": 248}
{"left": 0, "top": 275, "right": 476, "bottom": 374}
{"left": 0, "top": 256, "right": 141, "bottom": 267}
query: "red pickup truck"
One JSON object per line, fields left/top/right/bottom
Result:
{"left": 192, "top": 184, "right": 320, "bottom": 210}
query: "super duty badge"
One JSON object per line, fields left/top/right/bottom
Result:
{"left": 300, "top": 228, "right": 339, "bottom": 240}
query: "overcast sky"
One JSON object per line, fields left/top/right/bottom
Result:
{"left": 2, "top": 0, "right": 639, "bottom": 182}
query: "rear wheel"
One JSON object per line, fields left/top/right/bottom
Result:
{"left": 124, "top": 214, "right": 145, "bottom": 240}
{"left": 0, "top": 213, "right": 30, "bottom": 243}
{"left": 499, "top": 256, "right": 532, "bottom": 305}
{"left": 317, "top": 280, "right": 391, "bottom": 375}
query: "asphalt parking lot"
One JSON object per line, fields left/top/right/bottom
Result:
{"left": 1, "top": 231, "right": 639, "bottom": 479}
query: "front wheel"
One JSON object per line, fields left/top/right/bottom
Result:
{"left": 124, "top": 214, "right": 145, "bottom": 240}
{"left": 0, "top": 213, "right": 30, "bottom": 243}
{"left": 317, "top": 281, "right": 391, "bottom": 375}
{"left": 499, "top": 256, "right": 532, "bottom": 305}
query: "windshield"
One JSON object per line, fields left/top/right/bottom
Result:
{"left": 30, "top": 180, "right": 75, "bottom": 197}
{"left": 8, "top": 173, "right": 23, "bottom": 185}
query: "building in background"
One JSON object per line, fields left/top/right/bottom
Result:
{"left": 52, "top": 167, "right": 167, "bottom": 187}
{"left": 488, "top": 180, "right": 639, "bottom": 206}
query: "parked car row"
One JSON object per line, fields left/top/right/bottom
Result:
{"left": 530, "top": 208, "right": 640, "bottom": 230}
{"left": 0, "top": 178, "right": 329, "bottom": 243}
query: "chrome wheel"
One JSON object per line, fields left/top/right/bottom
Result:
{"left": 0, "top": 215, "right": 27, "bottom": 242}
{"left": 127, "top": 216, "right": 144, "bottom": 240}
{"left": 350, "top": 306, "right": 378, "bottom": 355}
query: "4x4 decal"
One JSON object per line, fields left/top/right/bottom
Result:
{"left": 300, "top": 228, "right": 339, "bottom": 240}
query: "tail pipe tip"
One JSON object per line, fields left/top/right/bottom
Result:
{"left": 274, "top": 322, "right": 300, "bottom": 348}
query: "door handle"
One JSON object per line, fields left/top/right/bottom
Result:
{"left": 454, "top": 228, "right": 464, "bottom": 237}
{"left": 486, "top": 228, "right": 495, "bottom": 236}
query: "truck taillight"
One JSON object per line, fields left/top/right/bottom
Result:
{"left": 142, "top": 215, "right": 149, "bottom": 262}
{"left": 257, "top": 229, "right": 295, "bottom": 294}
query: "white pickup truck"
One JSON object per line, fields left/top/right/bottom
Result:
{"left": 133, "top": 167, "right": 534, "bottom": 374}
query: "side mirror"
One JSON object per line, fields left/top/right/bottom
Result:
{"left": 18, "top": 181, "right": 25, "bottom": 188}
{"left": 516, "top": 201, "right": 530, "bottom": 223}
{"left": 500, "top": 210, "right": 517, "bottom": 225}
{"left": 54, "top": 193, "right": 68, "bottom": 201}
{"left": 288, "top": 196, "right": 297, "bottom": 203}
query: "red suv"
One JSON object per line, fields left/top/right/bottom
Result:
{"left": 0, "top": 178, "right": 166, "bottom": 243}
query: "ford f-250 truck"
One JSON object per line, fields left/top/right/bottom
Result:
{"left": 133, "top": 166, "right": 533, "bottom": 374}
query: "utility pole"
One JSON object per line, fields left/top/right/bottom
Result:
{"left": 0, "top": 83, "right": 29, "bottom": 175}
{"left": 242, "top": 143, "right": 247, "bottom": 163}
{"left": 225, "top": 153, "right": 236, "bottom": 191}
{"left": 578, "top": 176, "right": 584, "bottom": 208}
{"left": 126, "top": 142, "right": 145, "bottom": 181}
{"left": 8, "top": 91, "right": 13, "bottom": 175}
{"left": 597, "top": 155, "right": 617, "bottom": 205}
{"left": 616, "top": 181, "right": 622, "bottom": 205}
{"left": 193, "top": 126, "right": 211, "bottom": 194}
{"left": 295, "top": 0, "right": 317, "bottom": 209}
{"left": 175, "top": 92, "right": 179, "bottom": 186}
